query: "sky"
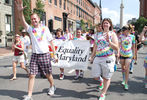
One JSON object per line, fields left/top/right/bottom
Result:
{"left": 92, "top": 0, "right": 139, "bottom": 26}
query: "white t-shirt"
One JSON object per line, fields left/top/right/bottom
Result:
{"left": 20, "top": 35, "right": 30, "bottom": 52}
{"left": 27, "top": 25, "right": 53, "bottom": 54}
{"left": 64, "top": 33, "right": 73, "bottom": 40}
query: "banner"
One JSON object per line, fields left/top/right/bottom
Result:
{"left": 50, "top": 40, "right": 90, "bottom": 70}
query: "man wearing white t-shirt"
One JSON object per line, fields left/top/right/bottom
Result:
{"left": 20, "top": 29, "right": 31, "bottom": 66}
{"left": 15, "top": 0, "right": 58, "bottom": 100}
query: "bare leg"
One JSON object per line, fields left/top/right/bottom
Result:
{"left": 101, "top": 77, "right": 111, "bottom": 95}
{"left": 145, "top": 67, "right": 147, "bottom": 76}
{"left": 124, "top": 59, "right": 131, "bottom": 84}
{"left": 120, "top": 59, "right": 125, "bottom": 81}
{"left": 10, "top": 61, "right": 17, "bottom": 80}
{"left": 75, "top": 70, "right": 79, "bottom": 76}
{"left": 20, "top": 62, "right": 29, "bottom": 75}
{"left": 46, "top": 73, "right": 54, "bottom": 87}
{"left": 60, "top": 68, "right": 64, "bottom": 73}
{"left": 28, "top": 75, "right": 36, "bottom": 97}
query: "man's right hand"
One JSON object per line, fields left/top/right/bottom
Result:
{"left": 15, "top": 0, "right": 25, "bottom": 12}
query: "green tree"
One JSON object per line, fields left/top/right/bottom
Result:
{"left": 33, "top": 0, "right": 45, "bottom": 20}
{"left": 23, "top": 0, "right": 31, "bottom": 24}
{"left": 18, "top": 0, "right": 31, "bottom": 31}
{"left": 132, "top": 17, "right": 147, "bottom": 34}
{"left": 80, "top": 19, "right": 86, "bottom": 30}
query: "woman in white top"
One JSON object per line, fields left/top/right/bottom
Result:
{"left": 90, "top": 18, "right": 118, "bottom": 100}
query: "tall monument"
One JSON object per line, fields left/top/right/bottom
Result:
{"left": 120, "top": 0, "right": 124, "bottom": 28}
{"left": 99, "top": 0, "right": 102, "bottom": 22}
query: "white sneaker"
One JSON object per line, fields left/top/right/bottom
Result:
{"left": 79, "top": 72, "right": 84, "bottom": 78}
{"left": 74, "top": 75, "right": 80, "bottom": 80}
{"left": 48, "top": 86, "right": 56, "bottom": 96}
{"left": 23, "top": 95, "right": 33, "bottom": 100}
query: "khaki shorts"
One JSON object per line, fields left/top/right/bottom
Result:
{"left": 13, "top": 55, "right": 25, "bottom": 63}
{"left": 92, "top": 55, "right": 115, "bottom": 79}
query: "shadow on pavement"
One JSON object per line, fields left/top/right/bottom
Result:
{"left": 0, "top": 73, "right": 28, "bottom": 80}
{"left": 109, "top": 80, "right": 147, "bottom": 95}
{"left": 37, "top": 87, "right": 97, "bottom": 99}
{"left": 0, "top": 89, "right": 26, "bottom": 100}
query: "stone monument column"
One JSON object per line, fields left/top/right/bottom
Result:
{"left": 120, "top": 0, "right": 124, "bottom": 28}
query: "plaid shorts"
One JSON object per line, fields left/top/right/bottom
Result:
{"left": 29, "top": 53, "right": 52, "bottom": 75}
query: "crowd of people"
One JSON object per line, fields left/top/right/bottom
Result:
{"left": 10, "top": 0, "right": 147, "bottom": 100}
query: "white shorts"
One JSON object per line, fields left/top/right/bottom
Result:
{"left": 13, "top": 55, "right": 25, "bottom": 63}
{"left": 92, "top": 55, "right": 115, "bottom": 79}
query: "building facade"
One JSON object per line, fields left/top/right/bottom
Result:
{"left": 139, "top": 0, "right": 147, "bottom": 18}
{"left": 0, "top": 0, "right": 13, "bottom": 47}
{"left": 94, "top": 3, "right": 101, "bottom": 25}
{"left": 15, "top": 0, "right": 101, "bottom": 35}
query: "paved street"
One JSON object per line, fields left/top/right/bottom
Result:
{"left": 0, "top": 47, "right": 147, "bottom": 100}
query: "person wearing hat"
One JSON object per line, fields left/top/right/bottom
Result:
{"left": 20, "top": 29, "right": 31, "bottom": 66}
{"left": 11, "top": 34, "right": 29, "bottom": 80}
{"left": 119, "top": 25, "right": 136, "bottom": 90}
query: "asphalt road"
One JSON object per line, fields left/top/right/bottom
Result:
{"left": 0, "top": 47, "right": 147, "bottom": 100}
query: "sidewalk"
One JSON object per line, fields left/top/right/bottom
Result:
{"left": 0, "top": 47, "right": 13, "bottom": 57}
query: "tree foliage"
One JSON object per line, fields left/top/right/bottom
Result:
{"left": 22, "top": 0, "right": 31, "bottom": 24}
{"left": 33, "top": 0, "right": 45, "bottom": 21}
{"left": 80, "top": 19, "right": 86, "bottom": 31}
{"left": 132, "top": 17, "right": 147, "bottom": 34}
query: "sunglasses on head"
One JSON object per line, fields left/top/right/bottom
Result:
{"left": 103, "top": 18, "right": 111, "bottom": 21}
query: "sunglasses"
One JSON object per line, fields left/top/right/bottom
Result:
{"left": 103, "top": 18, "right": 111, "bottom": 21}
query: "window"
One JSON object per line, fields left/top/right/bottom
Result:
{"left": 71, "top": 3, "right": 72, "bottom": 13}
{"left": 54, "top": 0, "right": 57, "bottom": 6}
{"left": 59, "top": 0, "right": 62, "bottom": 8}
{"left": 79, "top": 9, "right": 80, "bottom": 17}
{"left": 64, "top": 0, "right": 66, "bottom": 10}
{"left": 49, "top": 0, "right": 52, "bottom": 3}
{"left": 5, "top": 15, "right": 11, "bottom": 32}
{"left": 5, "top": 15, "right": 11, "bottom": 24}
{"left": 5, "top": 0, "right": 10, "bottom": 4}
{"left": 76, "top": 7, "right": 78, "bottom": 16}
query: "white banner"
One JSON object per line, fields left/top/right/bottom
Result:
{"left": 50, "top": 40, "right": 90, "bottom": 70}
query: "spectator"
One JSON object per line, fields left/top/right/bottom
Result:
{"left": 10, "top": 34, "right": 29, "bottom": 80}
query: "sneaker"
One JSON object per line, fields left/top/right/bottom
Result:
{"left": 97, "top": 82, "right": 104, "bottom": 90}
{"left": 74, "top": 75, "right": 80, "bottom": 80}
{"left": 48, "top": 85, "right": 56, "bottom": 96}
{"left": 59, "top": 73, "right": 64, "bottom": 80}
{"left": 124, "top": 84, "right": 128, "bottom": 90}
{"left": 99, "top": 94, "right": 106, "bottom": 100}
{"left": 23, "top": 95, "right": 33, "bottom": 100}
{"left": 134, "top": 61, "right": 137, "bottom": 65}
{"left": 79, "top": 72, "right": 84, "bottom": 78}
{"left": 129, "top": 69, "right": 133, "bottom": 74}
{"left": 121, "top": 81, "right": 125, "bottom": 86}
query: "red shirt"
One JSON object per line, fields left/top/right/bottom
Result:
{"left": 14, "top": 41, "right": 23, "bottom": 56}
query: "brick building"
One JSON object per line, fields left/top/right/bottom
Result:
{"left": 139, "top": 0, "right": 147, "bottom": 18}
{"left": 15, "top": 0, "right": 101, "bottom": 34}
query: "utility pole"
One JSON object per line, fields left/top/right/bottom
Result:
{"left": 120, "top": 0, "right": 124, "bottom": 28}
